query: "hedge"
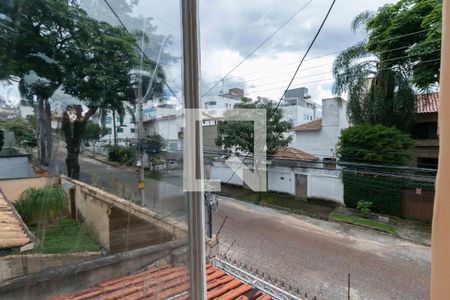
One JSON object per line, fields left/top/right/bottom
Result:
{"left": 342, "top": 170, "right": 405, "bottom": 217}
{"left": 107, "top": 145, "right": 135, "bottom": 165}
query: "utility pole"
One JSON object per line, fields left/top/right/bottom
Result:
{"left": 136, "top": 19, "right": 146, "bottom": 207}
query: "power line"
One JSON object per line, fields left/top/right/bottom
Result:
{"left": 220, "top": 37, "right": 441, "bottom": 85}
{"left": 222, "top": 0, "right": 337, "bottom": 185}
{"left": 101, "top": 0, "right": 182, "bottom": 105}
{"left": 201, "top": 0, "right": 314, "bottom": 98}
{"left": 244, "top": 56, "right": 441, "bottom": 94}
{"left": 272, "top": 0, "right": 337, "bottom": 114}
{"left": 233, "top": 28, "right": 436, "bottom": 79}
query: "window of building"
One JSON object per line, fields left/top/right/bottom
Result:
{"left": 130, "top": 128, "right": 135, "bottom": 133}
{"left": 117, "top": 127, "right": 124, "bottom": 133}
{"left": 105, "top": 116, "right": 112, "bottom": 124}
{"left": 417, "top": 157, "right": 438, "bottom": 169}
{"left": 411, "top": 122, "right": 438, "bottom": 139}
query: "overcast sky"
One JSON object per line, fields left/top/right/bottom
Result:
{"left": 134, "top": 0, "right": 397, "bottom": 104}
{"left": 1, "top": 0, "right": 398, "bottom": 108}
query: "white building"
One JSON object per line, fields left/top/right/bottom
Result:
{"left": 99, "top": 106, "right": 137, "bottom": 143}
{"left": 202, "top": 88, "right": 244, "bottom": 116}
{"left": 281, "top": 87, "right": 322, "bottom": 125}
{"left": 143, "top": 103, "right": 184, "bottom": 151}
{"left": 291, "top": 97, "right": 349, "bottom": 159}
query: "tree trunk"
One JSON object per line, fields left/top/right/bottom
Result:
{"left": 112, "top": 110, "right": 117, "bottom": 146}
{"left": 37, "top": 96, "right": 52, "bottom": 166}
{"left": 62, "top": 106, "right": 96, "bottom": 180}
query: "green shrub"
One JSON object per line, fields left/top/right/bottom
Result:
{"left": 15, "top": 187, "right": 69, "bottom": 247}
{"left": 107, "top": 145, "right": 135, "bottom": 165}
{"left": 343, "top": 171, "right": 404, "bottom": 216}
{"left": 357, "top": 200, "right": 373, "bottom": 218}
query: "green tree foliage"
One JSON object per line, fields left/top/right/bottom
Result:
{"left": 144, "top": 134, "right": 166, "bottom": 170}
{"left": 337, "top": 124, "right": 414, "bottom": 165}
{"left": 216, "top": 97, "right": 293, "bottom": 155}
{"left": 365, "top": 0, "right": 442, "bottom": 88}
{"left": 15, "top": 187, "right": 69, "bottom": 246}
{"left": 0, "top": 1, "right": 166, "bottom": 179}
{"left": 107, "top": 145, "right": 135, "bottom": 165}
{"left": 83, "top": 122, "right": 103, "bottom": 144}
{"left": 0, "top": 119, "right": 37, "bottom": 149}
{"left": 332, "top": 0, "right": 441, "bottom": 131}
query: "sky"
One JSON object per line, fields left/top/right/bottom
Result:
{"left": 1, "top": 0, "right": 398, "bottom": 108}
{"left": 133, "top": 0, "right": 398, "bottom": 104}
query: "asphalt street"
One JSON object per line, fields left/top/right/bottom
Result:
{"left": 58, "top": 154, "right": 431, "bottom": 299}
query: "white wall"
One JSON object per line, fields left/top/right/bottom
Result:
{"left": 203, "top": 95, "right": 240, "bottom": 116}
{"left": 210, "top": 162, "right": 344, "bottom": 204}
{"left": 292, "top": 98, "right": 348, "bottom": 158}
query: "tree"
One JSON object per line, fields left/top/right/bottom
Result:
{"left": 0, "top": 119, "right": 37, "bottom": 150}
{"left": 14, "top": 187, "right": 69, "bottom": 247}
{"left": 0, "top": 0, "right": 71, "bottom": 165}
{"left": 0, "top": 130, "right": 4, "bottom": 152}
{"left": 216, "top": 97, "right": 293, "bottom": 155}
{"left": 144, "top": 134, "right": 166, "bottom": 171}
{"left": 365, "top": 0, "right": 442, "bottom": 89}
{"left": 336, "top": 124, "right": 414, "bottom": 165}
{"left": 60, "top": 18, "right": 165, "bottom": 179}
{"left": 335, "top": 0, "right": 443, "bottom": 129}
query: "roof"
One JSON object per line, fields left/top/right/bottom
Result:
{"left": 0, "top": 189, "right": 34, "bottom": 250}
{"left": 293, "top": 118, "right": 322, "bottom": 131}
{"left": 52, "top": 263, "right": 272, "bottom": 300}
{"left": 275, "top": 147, "right": 317, "bottom": 161}
{"left": 416, "top": 93, "right": 439, "bottom": 114}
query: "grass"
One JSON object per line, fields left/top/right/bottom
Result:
{"left": 330, "top": 212, "right": 398, "bottom": 235}
{"left": 219, "top": 184, "right": 338, "bottom": 219}
{"left": 30, "top": 218, "right": 101, "bottom": 254}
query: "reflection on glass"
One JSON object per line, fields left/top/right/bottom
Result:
{"left": 0, "top": 0, "right": 191, "bottom": 298}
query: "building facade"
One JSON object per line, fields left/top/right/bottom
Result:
{"left": 411, "top": 93, "right": 439, "bottom": 169}
{"left": 291, "top": 97, "right": 349, "bottom": 159}
{"left": 280, "top": 87, "right": 322, "bottom": 125}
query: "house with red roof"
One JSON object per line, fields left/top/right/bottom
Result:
{"left": 411, "top": 93, "right": 439, "bottom": 169}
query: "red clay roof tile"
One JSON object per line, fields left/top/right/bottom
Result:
{"left": 52, "top": 264, "right": 271, "bottom": 300}
{"left": 275, "top": 147, "right": 317, "bottom": 161}
{"left": 293, "top": 118, "right": 322, "bottom": 131}
{"left": 416, "top": 92, "right": 439, "bottom": 113}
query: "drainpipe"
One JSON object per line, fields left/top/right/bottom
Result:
{"left": 431, "top": 1, "right": 449, "bottom": 298}
{"left": 181, "top": 0, "right": 207, "bottom": 299}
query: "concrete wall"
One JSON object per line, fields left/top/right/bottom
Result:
{"left": 0, "top": 156, "right": 34, "bottom": 180}
{"left": 211, "top": 162, "right": 344, "bottom": 204}
{"left": 0, "top": 240, "right": 187, "bottom": 300}
{"left": 0, "top": 176, "right": 60, "bottom": 202}
{"left": 0, "top": 252, "right": 100, "bottom": 281}
{"left": 61, "top": 176, "right": 187, "bottom": 252}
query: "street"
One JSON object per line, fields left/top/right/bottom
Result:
{"left": 59, "top": 153, "right": 431, "bottom": 299}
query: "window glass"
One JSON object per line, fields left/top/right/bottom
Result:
{"left": 0, "top": 0, "right": 190, "bottom": 298}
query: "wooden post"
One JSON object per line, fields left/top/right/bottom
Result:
{"left": 431, "top": 1, "right": 450, "bottom": 298}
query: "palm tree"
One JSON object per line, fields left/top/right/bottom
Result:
{"left": 333, "top": 12, "right": 416, "bottom": 132}
{"left": 14, "top": 187, "right": 69, "bottom": 247}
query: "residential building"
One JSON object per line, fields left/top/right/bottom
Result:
{"left": 202, "top": 88, "right": 244, "bottom": 116}
{"left": 411, "top": 92, "right": 439, "bottom": 169}
{"left": 280, "top": 87, "right": 322, "bottom": 125}
{"left": 99, "top": 106, "right": 137, "bottom": 144}
{"left": 291, "top": 97, "right": 349, "bottom": 159}
{"left": 143, "top": 103, "right": 184, "bottom": 151}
